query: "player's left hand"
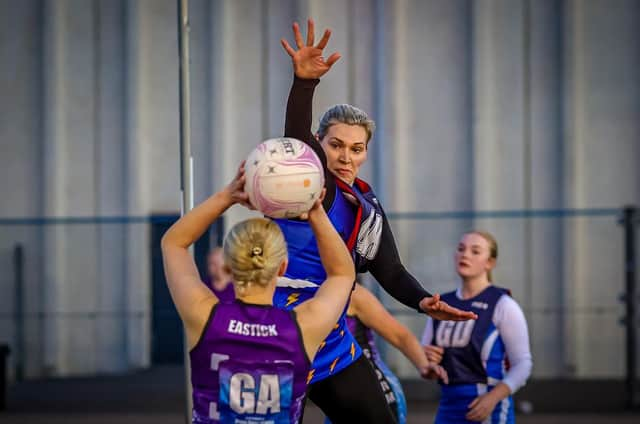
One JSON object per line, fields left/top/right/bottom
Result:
{"left": 419, "top": 295, "right": 478, "bottom": 321}
{"left": 299, "top": 188, "right": 326, "bottom": 220}
{"left": 466, "top": 392, "right": 499, "bottom": 422}
{"left": 419, "top": 363, "right": 449, "bottom": 384}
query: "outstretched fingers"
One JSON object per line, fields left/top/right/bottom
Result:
{"left": 280, "top": 38, "right": 296, "bottom": 57}
{"left": 292, "top": 21, "right": 304, "bottom": 49}
{"left": 315, "top": 28, "right": 332, "bottom": 50}
{"left": 306, "top": 18, "right": 315, "bottom": 46}
{"left": 325, "top": 52, "right": 341, "bottom": 67}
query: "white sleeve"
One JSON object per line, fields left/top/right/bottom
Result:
{"left": 421, "top": 316, "right": 434, "bottom": 345}
{"left": 493, "top": 295, "right": 533, "bottom": 394}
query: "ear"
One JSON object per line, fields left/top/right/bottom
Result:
{"left": 277, "top": 258, "right": 288, "bottom": 277}
{"left": 314, "top": 133, "right": 321, "bottom": 143}
{"left": 223, "top": 264, "right": 232, "bottom": 274}
{"left": 486, "top": 257, "right": 496, "bottom": 272}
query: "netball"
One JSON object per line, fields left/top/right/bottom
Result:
{"left": 244, "top": 137, "right": 325, "bottom": 219}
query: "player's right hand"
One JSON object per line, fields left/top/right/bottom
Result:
{"left": 226, "top": 161, "right": 254, "bottom": 210}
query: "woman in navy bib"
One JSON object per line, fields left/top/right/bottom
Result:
{"left": 422, "top": 231, "right": 533, "bottom": 423}
{"left": 161, "top": 163, "right": 356, "bottom": 424}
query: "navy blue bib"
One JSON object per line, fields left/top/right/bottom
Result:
{"left": 432, "top": 286, "right": 509, "bottom": 385}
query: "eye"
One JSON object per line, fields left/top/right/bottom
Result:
{"left": 352, "top": 147, "right": 363, "bottom": 154}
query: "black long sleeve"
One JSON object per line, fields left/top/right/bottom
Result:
{"left": 284, "top": 76, "right": 317, "bottom": 143}
{"left": 284, "top": 76, "right": 431, "bottom": 311}
{"left": 284, "top": 76, "right": 336, "bottom": 209}
{"left": 367, "top": 214, "right": 432, "bottom": 312}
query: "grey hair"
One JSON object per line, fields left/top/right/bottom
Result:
{"left": 317, "top": 104, "right": 376, "bottom": 143}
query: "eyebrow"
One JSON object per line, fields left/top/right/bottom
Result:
{"left": 459, "top": 244, "right": 484, "bottom": 248}
{"left": 330, "top": 137, "right": 365, "bottom": 147}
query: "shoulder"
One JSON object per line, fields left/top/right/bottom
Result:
{"left": 440, "top": 289, "right": 459, "bottom": 302}
{"left": 354, "top": 179, "right": 383, "bottom": 205}
{"left": 493, "top": 293, "right": 526, "bottom": 326}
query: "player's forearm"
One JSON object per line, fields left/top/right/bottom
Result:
{"left": 309, "top": 209, "right": 354, "bottom": 280}
{"left": 162, "top": 190, "right": 232, "bottom": 250}
{"left": 370, "top": 217, "right": 432, "bottom": 310}
{"left": 487, "top": 382, "right": 512, "bottom": 403}
{"left": 284, "top": 76, "right": 319, "bottom": 142}
{"left": 501, "top": 356, "right": 533, "bottom": 393}
{"left": 397, "top": 331, "right": 431, "bottom": 372}
{"left": 373, "top": 265, "right": 431, "bottom": 311}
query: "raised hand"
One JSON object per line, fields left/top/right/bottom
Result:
{"left": 299, "top": 188, "right": 327, "bottom": 220}
{"left": 280, "top": 19, "right": 341, "bottom": 79}
{"left": 224, "top": 161, "right": 254, "bottom": 210}
{"left": 419, "top": 295, "right": 478, "bottom": 321}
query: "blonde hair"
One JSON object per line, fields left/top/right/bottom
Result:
{"left": 467, "top": 230, "right": 499, "bottom": 282}
{"left": 223, "top": 218, "right": 287, "bottom": 294}
{"left": 317, "top": 104, "right": 376, "bottom": 143}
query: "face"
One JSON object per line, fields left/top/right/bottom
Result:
{"left": 319, "top": 123, "right": 368, "bottom": 185}
{"left": 207, "top": 250, "right": 227, "bottom": 280}
{"left": 455, "top": 233, "right": 495, "bottom": 280}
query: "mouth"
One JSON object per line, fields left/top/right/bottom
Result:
{"left": 335, "top": 168, "right": 352, "bottom": 177}
{"left": 458, "top": 261, "right": 471, "bottom": 268}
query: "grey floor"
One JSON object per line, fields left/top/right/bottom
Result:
{"left": 2, "top": 366, "right": 638, "bottom": 424}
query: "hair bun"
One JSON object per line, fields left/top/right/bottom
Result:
{"left": 251, "top": 255, "right": 266, "bottom": 270}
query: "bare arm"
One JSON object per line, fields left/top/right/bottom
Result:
{"left": 351, "top": 285, "right": 448, "bottom": 382}
{"left": 161, "top": 163, "right": 250, "bottom": 349}
{"left": 295, "top": 194, "right": 356, "bottom": 359}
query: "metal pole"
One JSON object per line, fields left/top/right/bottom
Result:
{"left": 178, "top": 0, "right": 193, "bottom": 422}
{"left": 13, "top": 244, "right": 24, "bottom": 381}
{"left": 622, "top": 206, "right": 638, "bottom": 409}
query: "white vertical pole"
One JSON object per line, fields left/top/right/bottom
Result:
{"left": 177, "top": 0, "right": 193, "bottom": 422}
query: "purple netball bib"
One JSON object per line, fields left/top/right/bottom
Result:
{"left": 190, "top": 301, "right": 309, "bottom": 424}
{"left": 218, "top": 359, "right": 294, "bottom": 423}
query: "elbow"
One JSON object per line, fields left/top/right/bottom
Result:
{"left": 345, "top": 266, "right": 356, "bottom": 283}
{"left": 161, "top": 226, "right": 190, "bottom": 251}
{"left": 160, "top": 230, "right": 180, "bottom": 252}
{"left": 329, "top": 262, "right": 355, "bottom": 282}
{"left": 160, "top": 233, "right": 171, "bottom": 252}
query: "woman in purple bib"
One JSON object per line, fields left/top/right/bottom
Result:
{"left": 161, "top": 163, "right": 356, "bottom": 424}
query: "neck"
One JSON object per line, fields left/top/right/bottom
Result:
{"left": 211, "top": 278, "right": 229, "bottom": 291}
{"left": 234, "top": 283, "right": 275, "bottom": 306}
{"left": 460, "top": 275, "right": 491, "bottom": 299}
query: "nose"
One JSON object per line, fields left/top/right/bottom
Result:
{"left": 339, "top": 147, "right": 351, "bottom": 163}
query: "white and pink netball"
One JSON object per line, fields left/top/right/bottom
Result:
{"left": 244, "top": 138, "right": 324, "bottom": 219}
